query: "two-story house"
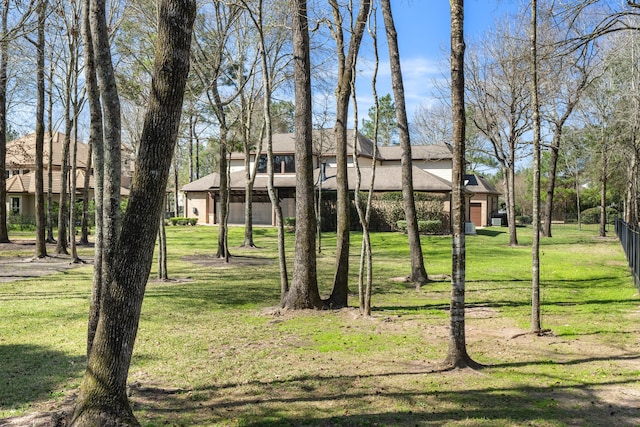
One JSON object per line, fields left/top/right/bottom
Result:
{"left": 181, "top": 130, "right": 499, "bottom": 228}
{"left": 4, "top": 132, "right": 132, "bottom": 219}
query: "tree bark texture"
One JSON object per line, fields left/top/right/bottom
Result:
{"left": 81, "top": 0, "right": 104, "bottom": 356}
{"left": 0, "top": 3, "right": 9, "bottom": 243}
{"left": 71, "top": 1, "right": 195, "bottom": 425}
{"left": 283, "top": 0, "right": 322, "bottom": 309}
{"left": 445, "top": 0, "right": 479, "bottom": 370}
{"left": 530, "top": 0, "right": 543, "bottom": 335}
{"left": 380, "top": 0, "right": 427, "bottom": 287}
{"left": 34, "top": 0, "right": 47, "bottom": 258}
{"left": 327, "top": 0, "right": 370, "bottom": 308}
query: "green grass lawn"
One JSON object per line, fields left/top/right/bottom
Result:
{"left": 0, "top": 225, "right": 639, "bottom": 426}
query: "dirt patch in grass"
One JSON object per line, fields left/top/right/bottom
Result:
{"left": 0, "top": 241, "right": 91, "bottom": 283}
{"left": 183, "top": 253, "right": 274, "bottom": 269}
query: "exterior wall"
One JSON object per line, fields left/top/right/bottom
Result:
{"left": 415, "top": 159, "right": 452, "bottom": 182}
{"left": 184, "top": 191, "right": 211, "bottom": 225}
{"left": 6, "top": 194, "right": 35, "bottom": 217}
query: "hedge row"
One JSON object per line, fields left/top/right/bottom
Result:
{"left": 168, "top": 217, "right": 198, "bottom": 226}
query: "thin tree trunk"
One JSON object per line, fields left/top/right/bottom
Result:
{"left": 507, "top": 160, "right": 518, "bottom": 246}
{"left": 327, "top": 0, "right": 371, "bottom": 309}
{"left": 46, "top": 60, "right": 56, "bottom": 243}
{"left": 80, "top": 140, "right": 92, "bottom": 245}
{"left": 158, "top": 207, "right": 168, "bottom": 280}
{"left": 81, "top": 0, "right": 107, "bottom": 356}
{"left": 71, "top": 1, "right": 195, "bottom": 424}
{"left": 0, "top": 2, "right": 9, "bottom": 243}
{"left": 530, "top": 0, "right": 543, "bottom": 335}
{"left": 542, "top": 132, "right": 561, "bottom": 238}
{"left": 444, "top": 0, "right": 480, "bottom": 370}
{"left": 600, "top": 136, "right": 607, "bottom": 237}
{"left": 380, "top": 0, "right": 427, "bottom": 288}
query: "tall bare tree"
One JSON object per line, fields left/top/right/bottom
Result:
{"left": 530, "top": 0, "right": 543, "bottom": 335}
{"left": 33, "top": 0, "right": 46, "bottom": 258}
{"left": 327, "top": 0, "right": 370, "bottom": 308}
{"left": 380, "top": 0, "right": 428, "bottom": 288}
{"left": 281, "top": 0, "right": 322, "bottom": 309}
{"left": 71, "top": 0, "right": 195, "bottom": 424}
{"left": 0, "top": 0, "right": 35, "bottom": 243}
{"left": 466, "top": 20, "right": 532, "bottom": 247}
{"left": 445, "top": 0, "right": 480, "bottom": 370}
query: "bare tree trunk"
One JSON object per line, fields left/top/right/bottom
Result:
{"left": 600, "top": 137, "right": 607, "bottom": 237}
{"left": 216, "top": 129, "right": 230, "bottom": 262}
{"left": 69, "top": 16, "right": 81, "bottom": 263}
{"left": 282, "top": 0, "right": 321, "bottom": 309}
{"left": 34, "top": 0, "right": 47, "bottom": 258}
{"left": 380, "top": 0, "right": 427, "bottom": 288}
{"left": 71, "top": 1, "right": 195, "bottom": 424}
{"left": 173, "top": 156, "right": 179, "bottom": 216}
{"left": 507, "top": 159, "right": 518, "bottom": 246}
{"left": 158, "top": 208, "right": 168, "bottom": 280}
{"left": 46, "top": 59, "right": 56, "bottom": 243}
{"left": 0, "top": 3, "right": 9, "bottom": 243}
{"left": 80, "top": 141, "right": 92, "bottom": 245}
{"left": 530, "top": 0, "right": 543, "bottom": 335}
{"left": 444, "top": 0, "right": 480, "bottom": 370}
{"left": 327, "top": 0, "right": 370, "bottom": 309}
{"left": 542, "top": 132, "right": 561, "bottom": 238}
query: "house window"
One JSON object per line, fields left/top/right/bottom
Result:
{"left": 10, "top": 197, "right": 20, "bottom": 215}
{"left": 11, "top": 170, "right": 19, "bottom": 176}
{"left": 257, "top": 154, "right": 295, "bottom": 174}
{"left": 4, "top": 171, "right": 8, "bottom": 179}
{"left": 22, "top": 169, "right": 30, "bottom": 174}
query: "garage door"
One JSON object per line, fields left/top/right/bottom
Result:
{"left": 470, "top": 202, "right": 482, "bottom": 226}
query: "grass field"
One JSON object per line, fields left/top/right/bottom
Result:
{"left": 0, "top": 225, "right": 639, "bottom": 426}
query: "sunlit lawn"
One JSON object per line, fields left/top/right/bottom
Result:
{"left": 0, "top": 224, "right": 638, "bottom": 426}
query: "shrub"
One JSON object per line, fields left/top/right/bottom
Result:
{"left": 396, "top": 219, "right": 443, "bottom": 234}
{"left": 170, "top": 217, "right": 196, "bottom": 226}
{"left": 420, "top": 220, "right": 442, "bottom": 234}
{"left": 284, "top": 216, "right": 295, "bottom": 232}
{"left": 517, "top": 215, "right": 532, "bottom": 225}
{"left": 580, "top": 207, "right": 618, "bottom": 225}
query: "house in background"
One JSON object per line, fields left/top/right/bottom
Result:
{"left": 181, "top": 130, "right": 501, "bottom": 228}
{"left": 465, "top": 174, "right": 501, "bottom": 227}
{"left": 4, "top": 132, "right": 131, "bottom": 218}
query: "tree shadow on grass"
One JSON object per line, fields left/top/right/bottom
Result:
{"left": 476, "top": 228, "right": 507, "bottom": 237}
{"left": 130, "top": 357, "right": 640, "bottom": 426}
{"left": 0, "top": 344, "right": 84, "bottom": 412}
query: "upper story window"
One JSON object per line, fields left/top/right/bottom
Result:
{"left": 257, "top": 154, "right": 295, "bottom": 174}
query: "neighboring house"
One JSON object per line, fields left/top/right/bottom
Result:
{"left": 4, "top": 132, "right": 131, "bottom": 218}
{"left": 465, "top": 174, "right": 501, "bottom": 227}
{"left": 181, "top": 130, "right": 500, "bottom": 227}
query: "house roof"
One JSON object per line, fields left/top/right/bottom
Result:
{"left": 377, "top": 144, "right": 453, "bottom": 161}
{"left": 317, "top": 165, "right": 452, "bottom": 192}
{"left": 6, "top": 170, "right": 130, "bottom": 196}
{"left": 180, "top": 173, "right": 220, "bottom": 192}
{"left": 183, "top": 165, "right": 451, "bottom": 194}
{"left": 6, "top": 132, "right": 91, "bottom": 169}
{"left": 229, "top": 129, "right": 382, "bottom": 160}
{"left": 465, "top": 174, "right": 501, "bottom": 195}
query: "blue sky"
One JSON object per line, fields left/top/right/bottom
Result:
{"left": 352, "top": 0, "right": 520, "bottom": 125}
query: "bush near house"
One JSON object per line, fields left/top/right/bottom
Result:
{"left": 396, "top": 219, "right": 443, "bottom": 234}
{"left": 319, "top": 191, "right": 449, "bottom": 233}
{"left": 169, "top": 217, "right": 198, "bottom": 226}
